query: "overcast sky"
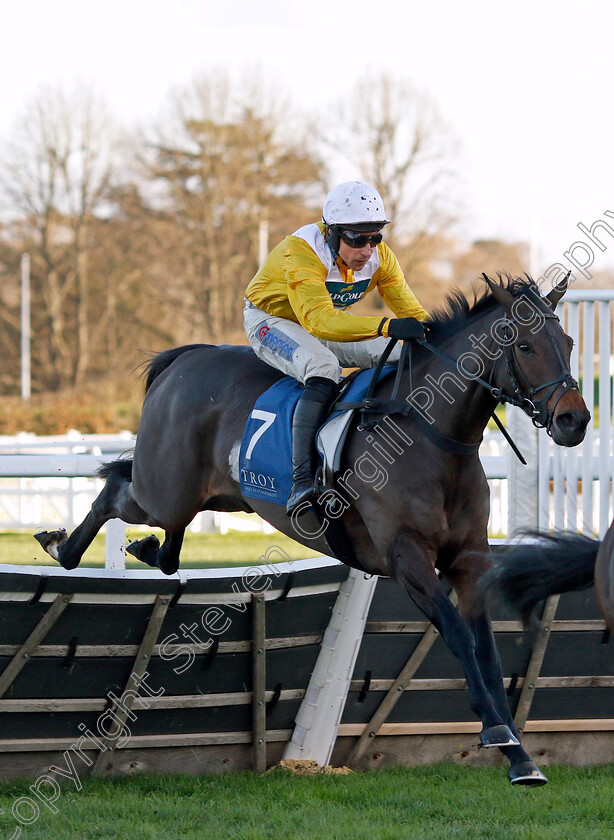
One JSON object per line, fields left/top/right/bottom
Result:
{"left": 2, "top": 0, "right": 614, "bottom": 275}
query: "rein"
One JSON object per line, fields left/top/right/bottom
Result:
{"left": 334, "top": 305, "right": 579, "bottom": 463}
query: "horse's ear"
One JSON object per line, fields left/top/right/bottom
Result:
{"left": 544, "top": 271, "right": 571, "bottom": 310}
{"left": 482, "top": 274, "right": 515, "bottom": 311}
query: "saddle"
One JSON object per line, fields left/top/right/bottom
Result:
{"left": 238, "top": 365, "right": 397, "bottom": 507}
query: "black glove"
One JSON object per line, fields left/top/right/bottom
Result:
{"left": 387, "top": 317, "right": 426, "bottom": 340}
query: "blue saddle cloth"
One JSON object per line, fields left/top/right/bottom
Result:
{"left": 239, "top": 366, "right": 395, "bottom": 505}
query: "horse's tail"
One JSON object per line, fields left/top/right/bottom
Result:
{"left": 97, "top": 458, "right": 133, "bottom": 482}
{"left": 143, "top": 344, "right": 214, "bottom": 392}
{"left": 478, "top": 531, "right": 599, "bottom": 627}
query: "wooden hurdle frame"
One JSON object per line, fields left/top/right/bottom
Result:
{"left": 1, "top": 553, "right": 613, "bottom": 779}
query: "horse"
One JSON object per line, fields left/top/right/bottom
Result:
{"left": 475, "top": 528, "right": 614, "bottom": 633}
{"left": 34, "top": 274, "right": 590, "bottom": 785}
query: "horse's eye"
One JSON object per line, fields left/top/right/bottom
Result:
{"left": 517, "top": 342, "right": 532, "bottom": 354}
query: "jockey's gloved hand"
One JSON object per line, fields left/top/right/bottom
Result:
{"left": 388, "top": 317, "right": 427, "bottom": 340}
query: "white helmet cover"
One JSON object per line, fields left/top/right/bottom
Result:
{"left": 322, "top": 181, "right": 391, "bottom": 228}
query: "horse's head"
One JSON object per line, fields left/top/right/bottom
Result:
{"left": 483, "top": 274, "right": 590, "bottom": 447}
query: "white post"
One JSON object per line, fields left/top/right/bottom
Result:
{"left": 597, "top": 301, "right": 611, "bottom": 537}
{"left": 258, "top": 220, "right": 269, "bottom": 268}
{"left": 198, "top": 511, "right": 217, "bottom": 533}
{"left": 507, "top": 408, "right": 539, "bottom": 538}
{"left": 581, "top": 301, "right": 596, "bottom": 535}
{"left": 283, "top": 568, "right": 377, "bottom": 766}
{"left": 105, "top": 519, "right": 126, "bottom": 569}
{"left": 21, "top": 253, "right": 31, "bottom": 401}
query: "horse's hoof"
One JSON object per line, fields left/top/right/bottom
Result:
{"left": 126, "top": 534, "right": 160, "bottom": 567}
{"left": 480, "top": 724, "right": 520, "bottom": 748}
{"left": 508, "top": 761, "right": 548, "bottom": 787}
{"left": 33, "top": 529, "right": 67, "bottom": 561}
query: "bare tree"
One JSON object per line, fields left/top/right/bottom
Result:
{"left": 321, "top": 72, "right": 459, "bottom": 250}
{"left": 141, "top": 70, "right": 327, "bottom": 342}
{"left": 0, "top": 85, "right": 121, "bottom": 389}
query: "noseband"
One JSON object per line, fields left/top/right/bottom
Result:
{"left": 490, "top": 311, "right": 579, "bottom": 436}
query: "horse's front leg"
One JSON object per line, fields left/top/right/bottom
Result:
{"left": 389, "top": 531, "right": 517, "bottom": 749}
{"left": 449, "top": 549, "right": 548, "bottom": 786}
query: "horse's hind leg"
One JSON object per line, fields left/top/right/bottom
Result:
{"left": 450, "top": 552, "right": 548, "bottom": 786}
{"left": 126, "top": 529, "right": 185, "bottom": 576}
{"left": 34, "top": 460, "right": 151, "bottom": 571}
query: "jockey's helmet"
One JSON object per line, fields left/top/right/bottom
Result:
{"left": 323, "top": 181, "right": 390, "bottom": 229}
{"left": 322, "top": 181, "right": 390, "bottom": 256}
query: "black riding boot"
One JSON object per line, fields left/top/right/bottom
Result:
{"left": 286, "top": 377, "right": 338, "bottom": 516}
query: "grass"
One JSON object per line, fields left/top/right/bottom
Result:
{"left": 1, "top": 765, "right": 614, "bottom": 840}
{"left": 0, "top": 528, "right": 319, "bottom": 569}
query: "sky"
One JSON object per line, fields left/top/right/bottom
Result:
{"left": 2, "top": 0, "right": 614, "bottom": 277}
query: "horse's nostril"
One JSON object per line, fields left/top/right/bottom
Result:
{"left": 555, "top": 411, "right": 590, "bottom": 432}
{"left": 556, "top": 412, "right": 576, "bottom": 430}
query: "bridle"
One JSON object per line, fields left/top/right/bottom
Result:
{"left": 487, "top": 309, "right": 579, "bottom": 435}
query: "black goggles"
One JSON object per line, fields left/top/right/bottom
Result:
{"left": 340, "top": 230, "right": 383, "bottom": 248}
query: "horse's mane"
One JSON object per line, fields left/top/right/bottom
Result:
{"left": 425, "top": 274, "right": 542, "bottom": 345}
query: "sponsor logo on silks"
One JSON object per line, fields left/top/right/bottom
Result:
{"left": 240, "top": 469, "right": 276, "bottom": 491}
{"left": 257, "top": 323, "right": 298, "bottom": 362}
{"left": 326, "top": 277, "right": 371, "bottom": 309}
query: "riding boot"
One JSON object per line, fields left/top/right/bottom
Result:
{"left": 286, "top": 376, "right": 338, "bottom": 516}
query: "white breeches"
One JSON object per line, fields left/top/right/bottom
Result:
{"left": 243, "top": 301, "right": 401, "bottom": 385}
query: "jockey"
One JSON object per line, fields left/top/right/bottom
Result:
{"left": 244, "top": 180, "right": 429, "bottom": 516}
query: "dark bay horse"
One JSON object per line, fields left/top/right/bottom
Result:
{"left": 476, "top": 528, "right": 614, "bottom": 633}
{"left": 35, "top": 275, "right": 590, "bottom": 785}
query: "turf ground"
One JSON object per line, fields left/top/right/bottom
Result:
{"left": 1, "top": 765, "right": 613, "bottom": 840}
